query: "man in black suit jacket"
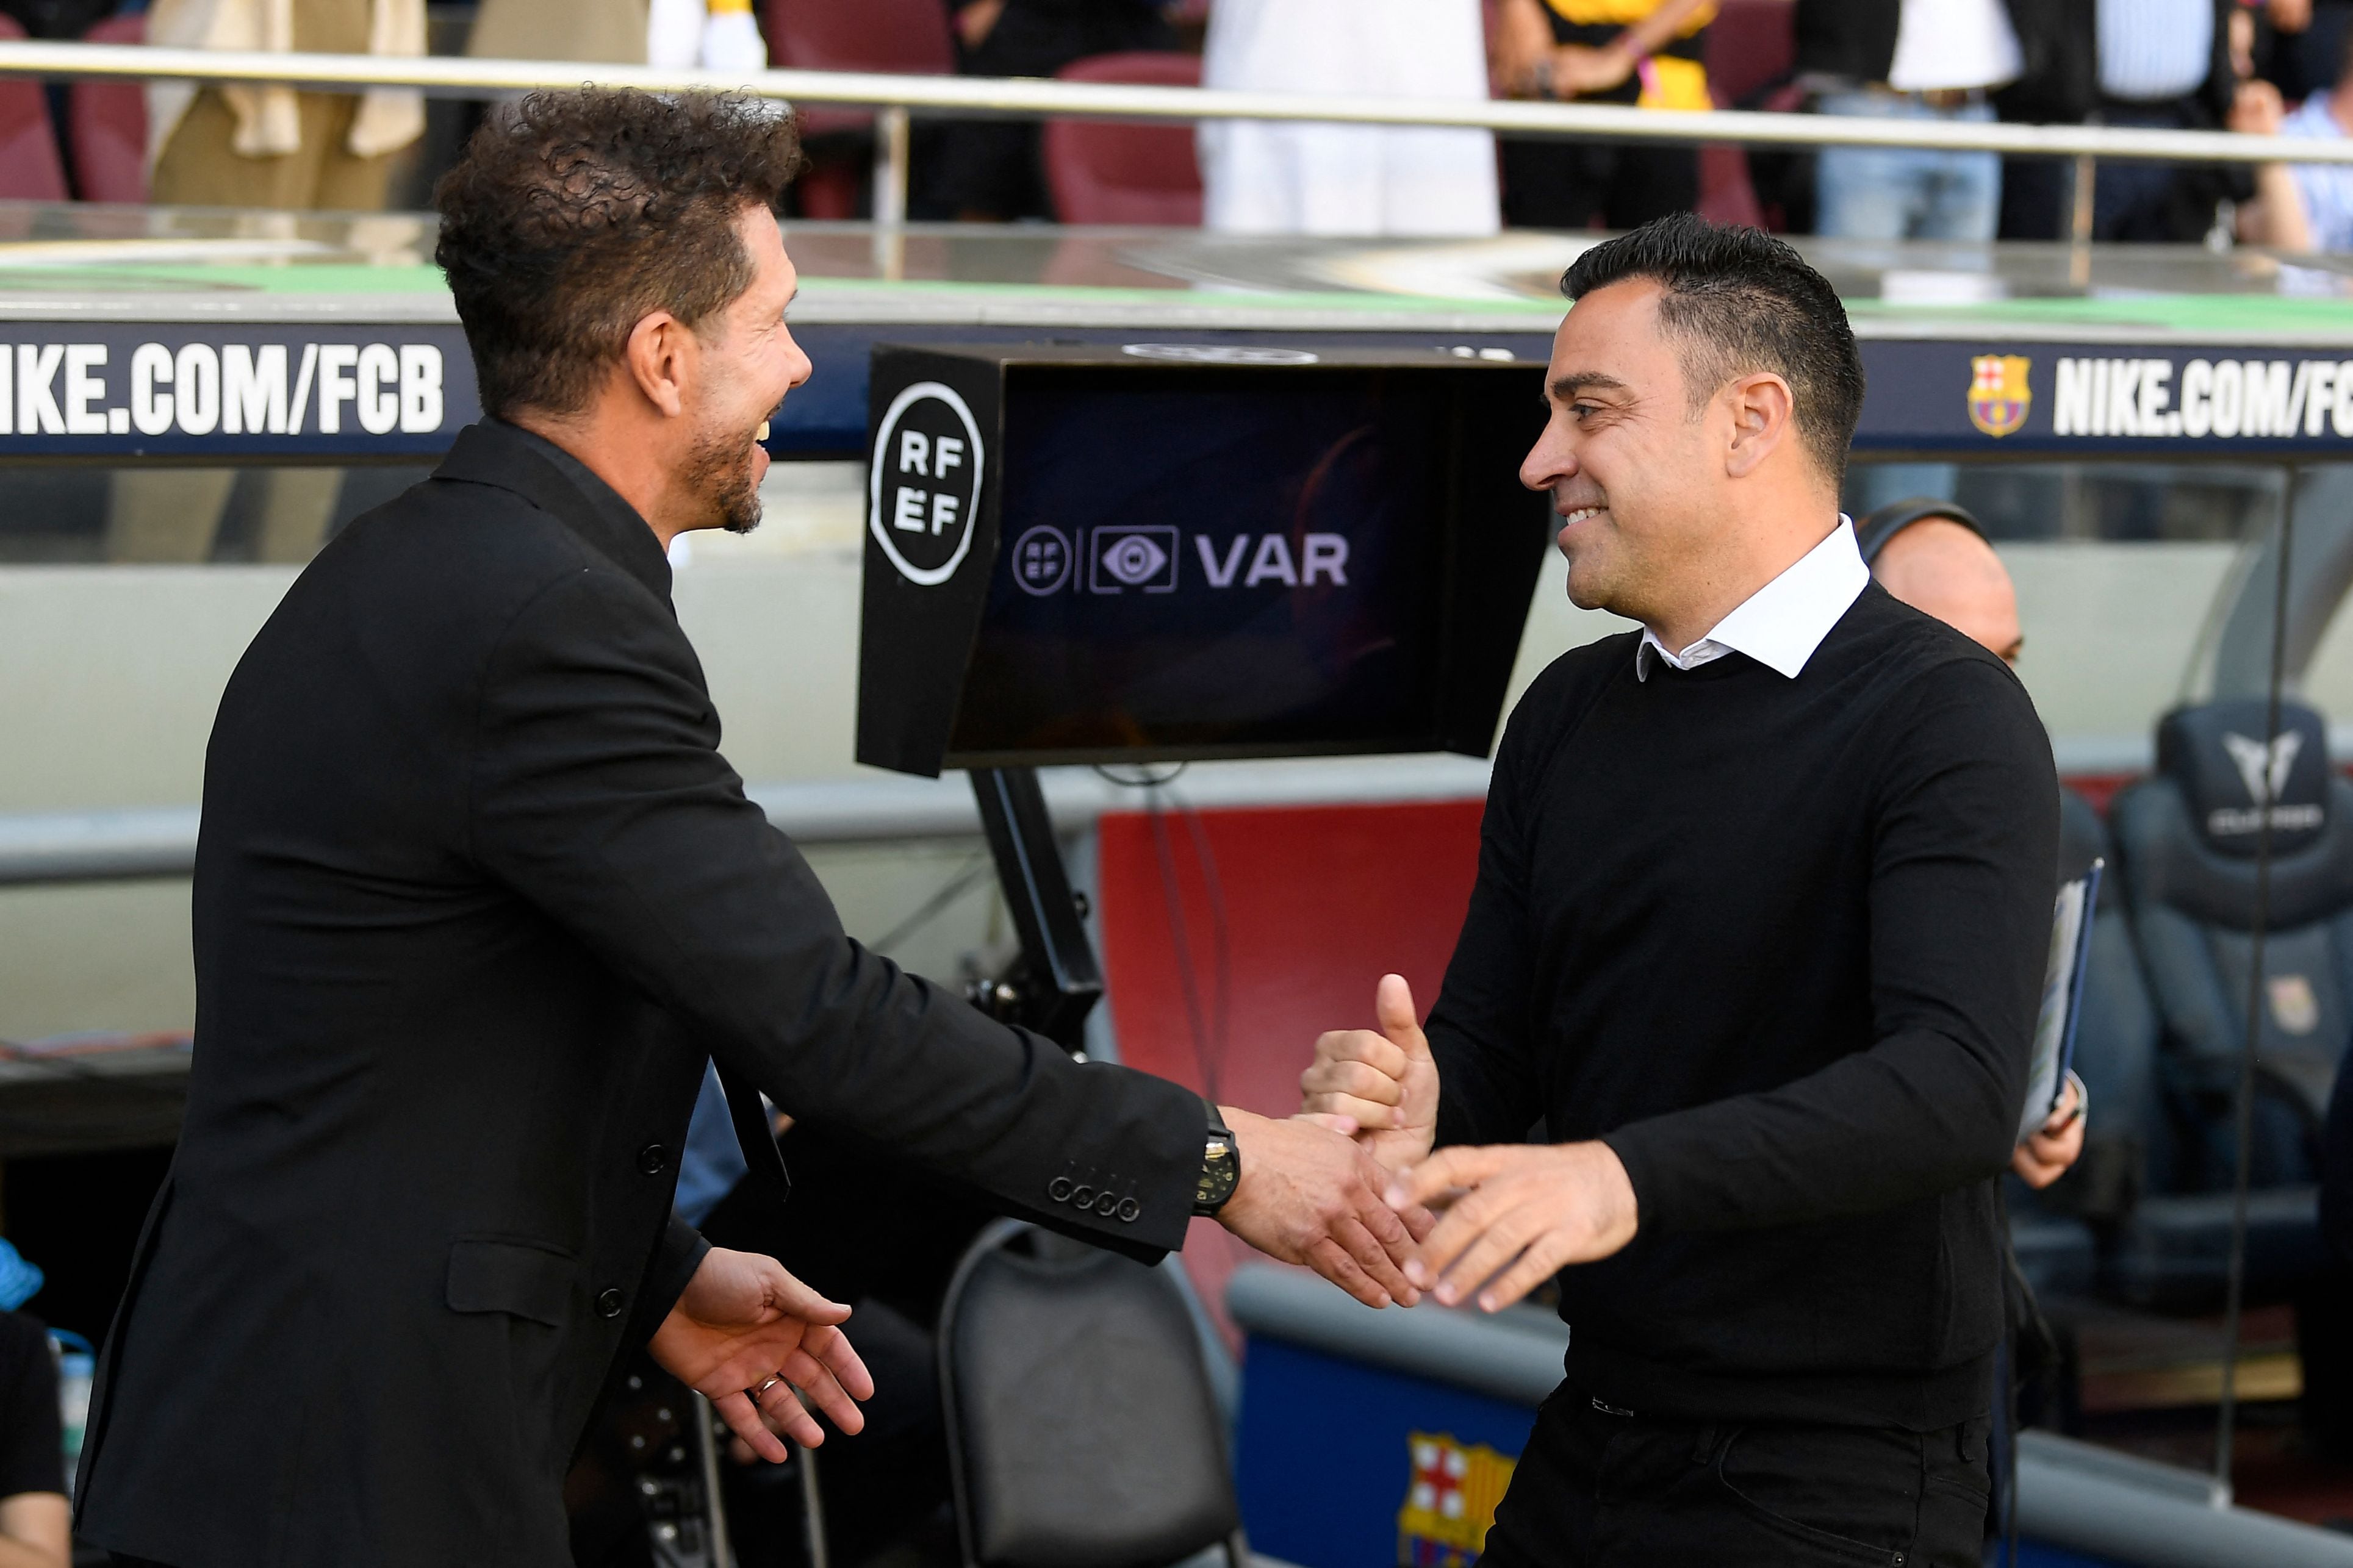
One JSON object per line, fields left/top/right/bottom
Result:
{"left": 73, "top": 90, "right": 1418, "bottom": 1568}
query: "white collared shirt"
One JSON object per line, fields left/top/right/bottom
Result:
{"left": 1886, "top": 0, "right": 2023, "bottom": 93}
{"left": 1635, "top": 518, "right": 1869, "bottom": 682}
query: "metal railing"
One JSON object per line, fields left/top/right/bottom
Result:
{"left": 0, "top": 755, "right": 1495, "bottom": 887}
{"left": 5, "top": 41, "right": 2353, "bottom": 237}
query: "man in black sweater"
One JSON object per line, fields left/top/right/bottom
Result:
{"left": 1303, "top": 213, "right": 2057, "bottom": 1567}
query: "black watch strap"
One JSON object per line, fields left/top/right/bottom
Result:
{"left": 1193, "top": 1101, "right": 1240, "bottom": 1216}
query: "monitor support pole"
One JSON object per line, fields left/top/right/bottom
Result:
{"left": 967, "top": 767, "right": 1102, "bottom": 1051}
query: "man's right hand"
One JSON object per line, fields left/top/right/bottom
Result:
{"left": 1300, "top": 973, "right": 1440, "bottom": 1173}
{"left": 1215, "top": 1107, "right": 1426, "bottom": 1309}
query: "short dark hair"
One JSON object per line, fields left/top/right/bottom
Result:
{"left": 434, "top": 90, "right": 804, "bottom": 419}
{"left": 1560, "top": 213, "right": 1863, "bottom": 483}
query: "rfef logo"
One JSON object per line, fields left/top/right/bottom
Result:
{"left": 869, "top": 381, "right": 985, "bottom": 587}
{"left": 1011, "top": 526, "right": 1072, "bottom": 595}
{"left": 1967, "top": 354, "right": 2031, "bottom": 438}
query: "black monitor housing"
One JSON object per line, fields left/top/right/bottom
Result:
{"left": 855, "top": 344, "right": 1553, "bottom": 778}
{"left": 852, "top": 343, "right": 1553, "bottom": 1050}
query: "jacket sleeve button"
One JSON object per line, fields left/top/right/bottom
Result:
{"left": 597, "top": 1287, "right": 627, "bottom": 1319}
{"left": 1117, "top": 1198, "right": 1140, "bottom": 1223}
{"left": 1047, "top": 1177, "right": 1074, "bottom": 1203}
{"left": 1071, "top": 1184, "right": 1096, "bottom": 1208}
{"left": 637, "top": 1143, "right": 667, "bottom": 1176}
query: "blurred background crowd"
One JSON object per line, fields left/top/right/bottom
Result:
{"left": 7, "top": 0, "right": 2353, "bottom": 253}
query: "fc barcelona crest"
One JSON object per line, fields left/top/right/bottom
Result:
{"left": 1967, "top": 354, "right": 2033, "bottom": 438}
{"left": 1398, "top": 1431, "right": 1515, "bottom": 1567}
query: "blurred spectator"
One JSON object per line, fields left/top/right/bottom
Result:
{"left": 113, "top": 0, "right": 425, "bottom": 567}
{"left": 647, "top": 0, "right": 764, "bottom": 70}
{"left": 2263, "top": 0, "right": 2353, "bottom": 101}
{"left": 468, "top": 0, "right": 641, "bottom": 65}
{"left": 469, "top": 0, "right": 763, "bottom": 75}
{"left": 0, "top": 0, "right": 120, "bottom": 38}
{"left": 0, "top": 1267, "right": 66, "bottom": 1568}
{"left": 1489, "top": 0, "right": 1713, "bottom": 232}
{"left": 2082, "top": 0, "right": 2241, "bottom": 242}
{"left": 2266, "top": 23, "right": 2353, "bottom": 248}
{"left": 1197, "top": 0, "right": 1499, "bottom": 235}
{"left": 1992, "top": 1, "right": 2097, "bottom": 240}
{"left": 2232, "top": 32, "right": 2349, "bottom": 248}
{"left": 144, "top": 0, "right": 422, "bottom": 212}
{"left": 1801, "top": 0, "right": 2032, "bottom": 239}
{"left": 0, "top": 0, "right": 133, "bottom": 204}
{"left": 921, "top": 0, "right": 1176, "bottom": 222}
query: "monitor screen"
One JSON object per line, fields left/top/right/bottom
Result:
{"left": 944, "top": 367, "right": 1456, "bottom": 763}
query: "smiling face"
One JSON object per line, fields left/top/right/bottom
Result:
{"left": 675, "top": 207, "right": 812, "bottom": 534}
{"left": 1518, "top": 279, "right": 1736, "bottom": 631}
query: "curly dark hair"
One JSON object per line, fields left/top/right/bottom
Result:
{"left": 1562, "top": 212, "right": 1863, "bottom": 484}
{"left": 434, "top": 89, "right": 804, "bottom": 419}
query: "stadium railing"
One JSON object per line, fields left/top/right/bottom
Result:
{"left": 2, "top": 40, "right": 2352, "bottom": 231}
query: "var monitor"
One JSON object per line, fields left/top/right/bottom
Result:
{"left": 855, "top": 344, "right": 1552, "bottom": 776}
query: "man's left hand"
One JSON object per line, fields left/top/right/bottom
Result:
{"left": 649, "top": 1246, "right": 875, "bottom": 1462}
{"left": 1386, "top": 1142, "right": 1639, "bottom": 1312}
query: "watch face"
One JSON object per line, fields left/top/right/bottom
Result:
{"left": 1196, "top": 1136, "right": 1238, "bottom": 1210}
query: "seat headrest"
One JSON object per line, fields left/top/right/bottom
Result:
{"left": 2154, "top": 699, "right": 2331, "bottom": 858}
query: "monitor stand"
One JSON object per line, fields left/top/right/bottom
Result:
{"left": 966, "top": 767, "right": 1102, "bottom": 1053}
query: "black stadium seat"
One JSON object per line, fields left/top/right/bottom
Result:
{"left": 2103, "top": 699, "right": 2345, "bottom": 1308}
{"left": 938, "top": 1220, "right": 1248, "bottom": 1568}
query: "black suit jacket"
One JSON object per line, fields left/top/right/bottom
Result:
{"left": 73, "top": 420, "right": 1204, "bottom": 1568}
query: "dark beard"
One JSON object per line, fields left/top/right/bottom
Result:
{"left": 681, "top": 422, "right": 763, "bottom": 535}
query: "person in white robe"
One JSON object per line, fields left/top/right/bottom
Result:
{"left": 1198, "top": 0, "right": 1501, "bottom": 237}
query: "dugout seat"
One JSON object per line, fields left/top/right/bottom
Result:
{"left": 2103, "top": 698, "right": 2344, "bottom": 1308}
{"left": 1044, "top": 52, "right": 1202, "bottom": 226}
{"left": 70, "top": 12, "right": 147, "bottom": 204}
{"left": 0, "top": 15, "right": 68, "bottom": 202}
{"left": 939, "top": 1220, "right": 1246, "bottom": 1568}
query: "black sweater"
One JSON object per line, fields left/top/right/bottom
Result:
{"left": 1428, "top": 583, "right": 2057, "bottom": 1430}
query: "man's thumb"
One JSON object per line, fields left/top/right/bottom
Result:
{"left": 1374, "top": 973, "right": 1429, "bottom": 1058}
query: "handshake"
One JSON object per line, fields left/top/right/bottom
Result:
{"left": 665, "top": 976, "right": 1642, "bottom": 1463}
{"left": 1226, "top": 973, "right": 1642, "bottom": 1316}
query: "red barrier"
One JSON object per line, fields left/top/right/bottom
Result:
{"left": 1097, "top": 798, "right": 1484, "bottom": 1337}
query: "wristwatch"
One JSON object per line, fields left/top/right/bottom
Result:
{"left": 1193, "top": 1101, "right": 1240, "bottom": 1215}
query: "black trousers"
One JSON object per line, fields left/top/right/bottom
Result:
{"left": 1498, "top": 137, "right": 1698, "bottom": 234}
{"left": 1478, "top": 1387, "right": 1992, "bottom": 1568}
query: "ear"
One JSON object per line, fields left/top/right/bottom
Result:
{"left": 1722, "top": 371, "right": 1795, "bottom": 480}
{"left": 622, "top": 311, "right": 696, "bottom": 419}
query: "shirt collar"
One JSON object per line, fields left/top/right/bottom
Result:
{"left": 1634, "top": 517, "right": 1869, "bottom": 682}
